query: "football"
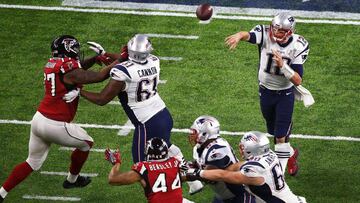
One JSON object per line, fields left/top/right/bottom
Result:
{"left": 196, "top": 3, "right": 213, "bottom": 21}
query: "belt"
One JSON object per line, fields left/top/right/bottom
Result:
{"left": 259, "top": 85, "right": 293, "bottom": 94}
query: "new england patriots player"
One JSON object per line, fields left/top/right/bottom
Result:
{"left": 0, "top": 35, "right": 118, "bottom": 202}
{"left": 105, "top": 137, "right": 194, "bottom": 203}
{"left": 187, "top": 131, "right": 307, "bottom": 203}
{"left": 188, "top": 116, "right": 255, "bottom": 203}
{"left": 73, "top": 34, "right": 203, "bottom": 194}
{"left": 225, "top": 12, "right": 310, "bottom": 176}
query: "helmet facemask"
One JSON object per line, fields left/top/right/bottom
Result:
{"left": 145, "top": 137, "right": 169, "bottom": 162}
{"left": 51, "top": 35, "right": 80, "bottom": 59}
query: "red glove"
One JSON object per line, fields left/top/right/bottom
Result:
{"left": 96, "top": 55, "right": 114, "bottom": 66}
{"left": 104, "top": 148, "right": 121, "bottom": 165}
{"left": 120, "top": 45, "right": 128, "bottom": 62}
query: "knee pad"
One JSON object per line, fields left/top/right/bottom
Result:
{"left": 26, "top": 157, "right": 45, "bottom": 171}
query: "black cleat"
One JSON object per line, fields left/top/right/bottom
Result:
{"left": 63, "top": 176, "right": 91, "bottom": 189}
{"left": 0, "top": 195, "right": 4, "bottom": 202}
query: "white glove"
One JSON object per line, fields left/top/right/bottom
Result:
{"left": 63, "top": 88, "right": 80, "bottom": 103}
{"left": 294, "top": 85, "right": 315, "bottom": 108}
{"left": 87, "top": 41, "right": 106, "bottom": 55}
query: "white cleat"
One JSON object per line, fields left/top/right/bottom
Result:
{"left": 187, "top": 180, "right": 203, "bottom": 195}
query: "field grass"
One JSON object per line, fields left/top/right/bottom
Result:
{"left": 1, "top": 1, "right": 360, "bottom": 202}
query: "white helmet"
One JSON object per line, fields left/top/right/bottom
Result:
{"left": 270, "top": 12, "right": 296, "bottom": 43}
{"left": 240, "top": 131, "right": 270, "bottom": 160}
{"left": 127, "top": 34, "right": 153, "bottom": 63}
{"left": 189, "top": 115, "right": 220, "bottom": 145}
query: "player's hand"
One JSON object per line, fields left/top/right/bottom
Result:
{"left": 185, "top": 168, "right": 202, "bottom": 181}
{"left": 225, "top": 32, "right": 241, "bottom": 50}
{"left": 272, "top": 49, "right": 284, "bottom": 68}
{"left": 63, "top": 88, "right": 80, "bottom": 103}
{"left": 119, "top": 45, "right": 129, "bottom": 62}
{"left": 105, "top": 148, "right": 121, "bottom": 165}
{"left": 179, "top": 158, "right": 190, "bottom": 173}
{"left": 87, "top": 41, "right": 106, "bottom": 56}
{"left": 96, "top": 55, "right": 114, "bottom": 66}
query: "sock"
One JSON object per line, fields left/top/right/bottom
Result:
{"left": 0, "top": 187, "right": 8, "bottom": 199}
{"left": 274, "top": 143, "right": 294, "bottom": 173}
{"left": 68, "top": 149, "right": 89, "bottom": 182}
{"left": 2, "top": 162, "right": 33, "bottom": 194}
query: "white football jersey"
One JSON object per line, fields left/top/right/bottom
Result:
{"left": 110, "top": 55, "right": 166, "bottom": 123}
{"left": 193, "top": 138, "right": 240, "bottom": 200}
{"left": 240, "top": 150, "right": 306, "bottom": 203}
{"left": 249, "top": 25, "right": 310, "bottom": 90}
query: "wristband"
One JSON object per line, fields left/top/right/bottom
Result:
{"left": 282, "top": 63, "right": 295, "bottom": 79}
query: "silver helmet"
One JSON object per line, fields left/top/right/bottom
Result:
{"left": 240, "top": 131, "right": 270, "bottom": 160}
{"left": 127, "top": 34, "right": 153, "bottom": 63}
{"left": 270, "top": 12, "right": 296, "bottom": 43}
{"left": 189, "top": 115, "right": 220, "bottom": 145}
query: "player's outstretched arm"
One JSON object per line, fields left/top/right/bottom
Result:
{"left": 80, "top": 79, "right": 125, "bottom": 106}
{"left": 108, "top": 164, "right": 141, "bottom": 186}
{"left": 201, "top": 169, "right": 263, "bottom": 185}
{"left": 225, "top": 31, "right": 250, "bottom": 50}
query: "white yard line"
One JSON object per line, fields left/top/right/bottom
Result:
{"left": 145, "top": 34, "right": 198, "bottom": 39}
{"left": 40, "top": 171, "right": 98, "bottom": 177}
{"left": 117, "top": 119, "right": 133, "bottom": 136}
{"left": 159, "top": 57, "right": 183, "bottom": 61}
{"left": 1, "top": 4, "right": 360, "bottom": 25}
{"left": 62, "top": 0, "right": 360, "bottom": 21}
{"left": 58, "top": 146, "right": 107, "bottom": 152}
{"left": 22, "top": 195, "right": 81, "bottom": 201}
{"left": 2, "top": 119, "right": 360, "bottom": 142}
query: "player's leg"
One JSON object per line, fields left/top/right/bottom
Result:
{"left": 274, "top": 89, "right": 298, "bottom": 176}
{"left": 0, "top": 113, "right": 50, "bottom": 200}
{"left": 132, "top": 124, "right": 147, "bottom": 163}
{"left": 259, "top": 87, "right": 276, "bottom": 135}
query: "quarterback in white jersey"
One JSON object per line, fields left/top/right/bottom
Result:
{"left": 189, "top": 116, "right": 255, "bottom": 203}
{"left": 225, "top": 12, "right": 310, "bottom": 176}
{"left": 187, "top": 131, "right": 306, "bottom": 203}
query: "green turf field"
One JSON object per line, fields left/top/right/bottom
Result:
{"left": 1, "top": 1, "right": 360, "bottom": 202}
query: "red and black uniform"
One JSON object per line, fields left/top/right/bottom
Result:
{"left": 132, "top": 157, "right": 183, "bottom": 203}
{"left": 38, "top": 57, "right": 82, "bottom": 122}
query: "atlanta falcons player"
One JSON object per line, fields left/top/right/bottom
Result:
{"left": 188, "top": 115, "right": 255, "bottom": 203}
{"left": 0, "top": 35, "right": 117, "bottom": 202}
{"left": 187, "top": 131, "right": 307, "bottom": 203}
{"left": 225, "top": 12, "right": 310, "bottom": 176}
{"left": 105, "top": 137, "right": 194, "bottom": 203}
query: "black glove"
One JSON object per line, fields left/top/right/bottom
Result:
{"left": 186, "top": 168, "right": 202, "bottom": 182}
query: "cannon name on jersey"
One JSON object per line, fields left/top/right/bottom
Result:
{"left": 110, "top": 55, "right": 166, "bottom": 123}
{"left": 249, "top": 25, "right": 309, "bottom": 90}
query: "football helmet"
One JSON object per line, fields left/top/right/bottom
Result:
{"left": 51, "top": 35, "right": 80, "bottom": 59}
{"left": 145, "top": 137, "right": 169, "bottom": 161}
{"left": 240, "top": 131, "right": 270, "bottom": 160}
{"left": 127, "top": 34, "right": 153, "bottom": 63}
{"left": 189, "top": 115, "right": 220, "bottom": 146}
{"left": 270, "top": 12, "right": 296, "bottom": 43}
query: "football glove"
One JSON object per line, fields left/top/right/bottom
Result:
{"left": 186, "top": 168, "right": 202, "bottom": 182}
{"left": 104, "top": 148, "right": 121, "bottom": 165}
{"left": 63, "top": 88, "right": 80, "bottom": 103}
{"left": 119, "top": 45, "right": 129, "bottom": 62}
{"left": 96, "top": 55, "right": 114, "bottom": 66}
{"left": 87, "top": 41, "right": 106, "bottom": 56}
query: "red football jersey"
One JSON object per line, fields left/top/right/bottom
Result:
{"left": 132, "top": 157, "right": 183, "bottom": 203}
{"left": 38, "top": 57, "right": 82, "bottom": 122}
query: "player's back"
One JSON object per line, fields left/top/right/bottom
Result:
{"left": 240, "top": 150, "right": 304, "bottom": 202}
{"left": 132, "top": 157, "right": 183, "bottom": 203}
{"left": 110, "top": 55, "right": 166, "bottom": 123}
{"left": 38, "top": 57, "right": 81, "bottom": 122}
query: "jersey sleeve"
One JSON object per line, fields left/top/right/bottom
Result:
{"left": 292, "top": 36, "right": 310, "bottom": 65}
{"left": 61, "top": 58, "right": 81, "bottom": 73}
{"left": 205, "top": 146, "right": 233, "bottom": 169}
{"left": 110, "top": 64, "right": 131, "bottom": 81}
{"left": 249, "top": 25, "right": 265, "bottom": 45}
{"left": 239, "top": 161, "right": 265, "bottom": 178}
{"left": 131, "top": 162, "right": 147, "bottom": 175}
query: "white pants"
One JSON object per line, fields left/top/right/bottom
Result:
{"left": 26, "top": 111, "right": 93, "bottom": 170}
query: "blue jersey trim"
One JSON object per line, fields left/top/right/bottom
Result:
{"left": 114, "top": 64, "right": 132, "bottom": 79}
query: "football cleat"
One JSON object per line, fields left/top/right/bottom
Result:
{"left": 63, "top": 176, "right": 91, "bottom": 189}
{"left": 188, "top": 180, "right": 203, "bottom": 195}
{"left": 0, "top": 195, "right": 3, "bottom": 202}
{"left": 287, "top": 148, "right": 299, "bottom": 176}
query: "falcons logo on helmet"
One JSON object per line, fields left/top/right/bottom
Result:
{"left": 62, "top": 38, "right": 77, "bottom": 53}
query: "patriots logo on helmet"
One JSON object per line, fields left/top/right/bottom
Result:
{"left": 244, "top": 134, "right": 258, "bottom": 142}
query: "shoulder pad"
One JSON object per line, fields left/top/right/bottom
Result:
{"left": 110, "top": 64, "right": 131, "bottom": 81}
{"left": 240, "top": 161, "right": 265, "bottom": 177}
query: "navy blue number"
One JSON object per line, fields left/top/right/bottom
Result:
{"left": 136, "top": 77, "right": 157, "bottom": 102}
{"left": 264, "top": 54, "right": 291, "bottom": 76}
{"left": 271, "top": 163, "right": 285, "bottom": 191}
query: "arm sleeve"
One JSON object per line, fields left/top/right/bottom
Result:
{"left": 291, "top": 64, "right": 304, "bottom": 78}
{"left": 249, "top": 25, "right": 264, "bottom": 45}
{"left": 293, "top": 36, "right": 310, "bottom": 65}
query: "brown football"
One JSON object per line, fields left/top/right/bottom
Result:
{"left": 196, "top": 3, "right": 213, "bottom": 21}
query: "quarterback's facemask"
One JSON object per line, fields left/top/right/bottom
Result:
{"left": 51, "top": 35, "right": 80, "bottom": 59}
{"left": 127, "top": 34, "right": 153, "bottom": 63}
{"left": 270, "top": 12, "right": 296, "bottom": 44}
{"left": 189, "top": 115, "right": 220, "bottom": 146}
{"left": 239, "top": 131, "right": 270, "bottom": 160}
{"left": 145, "top": 137, "right": 169, "bottom": 161}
